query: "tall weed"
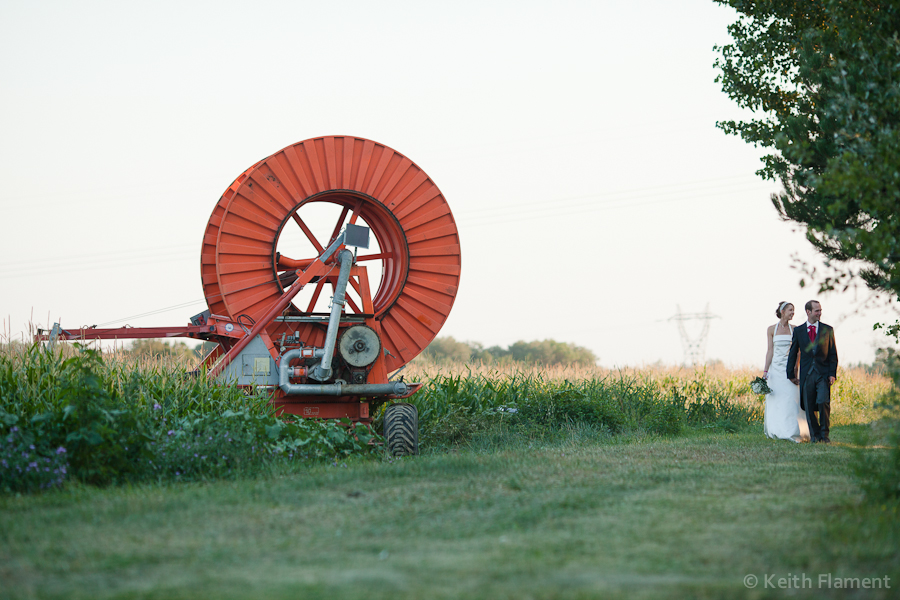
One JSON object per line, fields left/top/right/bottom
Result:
{"left": 0, "top": 345, "right": 378, "bottom": 492}
{"left": 387, "top": 368, "right": 760, "bottom": 449}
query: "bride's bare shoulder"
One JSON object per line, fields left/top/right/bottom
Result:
{"left": 767, "top": 324, "right": 776, "bottom": 335}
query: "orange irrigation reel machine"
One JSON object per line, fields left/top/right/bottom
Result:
{"left": 35, "top": 136, "right": 461, "bottom": 455}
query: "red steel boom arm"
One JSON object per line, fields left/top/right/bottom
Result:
{"left": 34, "top": 325, "right": 215, "bottom": 342}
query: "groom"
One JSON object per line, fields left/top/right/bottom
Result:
{"left": 787, "top": 300, "right": 838, "bottom": 443}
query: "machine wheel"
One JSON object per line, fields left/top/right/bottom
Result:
{"left": 384, "top": 402, "right": 418, "bottom": 456}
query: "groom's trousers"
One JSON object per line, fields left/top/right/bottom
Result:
{"left": 803, "top": 369, "right": 831, "bottom": 440}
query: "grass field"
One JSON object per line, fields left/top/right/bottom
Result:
{"left": 1, "top": 349, "right": 897, "bottom": 598}
{"left": 2, "top": 426, "right": 898, "bottom": 599}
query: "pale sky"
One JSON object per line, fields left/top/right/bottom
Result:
{"left": 1, "top": 0, "right": 897, "bottom": 368}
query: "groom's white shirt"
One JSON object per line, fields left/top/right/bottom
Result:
{"left": 805, "top": 321, "right": 818, "bottom": 335}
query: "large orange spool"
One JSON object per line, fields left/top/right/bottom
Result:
{"left": 200, "top": 136, "right": 461, "bottom": 372}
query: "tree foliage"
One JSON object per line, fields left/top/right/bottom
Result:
{"left": 713, "top": 0, "right": 900, "bottom": 296}
{"left": 419, "top": 336, "right": 476, "bottom": 363}
{"left": 503, "top": 340, "right": 598, "bottom": 366}
{"left": 419, "top": 336, "right": 598, "bottom": 366}
{"left": 128, "top": 339, "right": 210, "bottom": 360}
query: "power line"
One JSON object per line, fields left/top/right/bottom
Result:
{"left": 459, "top": 173, "right": 757, "bottom": 218}
{"left": 2, "top": 173, "right": 771, "bottom": 276}
{"left": 0, "top": 246, "right": 198, "bottom": 279}
{"left": 459, "top": 181, "right": 768, "bottom": 229}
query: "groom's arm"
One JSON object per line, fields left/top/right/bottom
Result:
{"left": 826, "top": 326, "right": 838, "bottom": 382}
{"left": 787, "top": 332, "right": 800, "bottom": 384}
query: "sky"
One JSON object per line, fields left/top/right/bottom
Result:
{"left": 1, "top": 0, "right": 897, "bottom": 368}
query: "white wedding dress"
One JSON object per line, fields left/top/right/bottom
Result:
{"left": 765, "top": 326, "right": 811, "bottom": 442}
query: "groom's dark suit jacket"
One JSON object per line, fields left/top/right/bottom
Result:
{"left": 786, "top": 322, "right": 838, "bottom": 410}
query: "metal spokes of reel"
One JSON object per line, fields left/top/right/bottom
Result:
{"left": 200, "top": 136, "right": 461, "bottom": 372}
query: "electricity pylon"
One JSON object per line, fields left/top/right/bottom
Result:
{"left": 668, "top": 304, "right": 719, "bottom": 366}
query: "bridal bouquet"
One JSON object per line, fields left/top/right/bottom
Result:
{"left": 750, "top": 376, "right": 772, "bottom": 395}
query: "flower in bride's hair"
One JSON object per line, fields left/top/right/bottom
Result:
{"left": 750, "top": 376, "right": 773, "bottom": 395}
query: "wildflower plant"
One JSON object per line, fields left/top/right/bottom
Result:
{"left": 0, "top": 421, "right": 68, "bottom": 493}
{"left": 0, "top": 344, "right": 381, "bottom": 492}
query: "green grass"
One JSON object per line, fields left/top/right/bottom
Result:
{"left": 2, "top": 428, "right": 897, "bottom": 599}
{"left": 2, "top": 345, "right": 897, "bottom": 597}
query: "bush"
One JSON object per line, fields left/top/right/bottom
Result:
{"left": 141, "top": 410, "right": 377, "bottom": 481}
{"left": 0, "top": 423, "right": 69, "bottom": 493}
{"left": 852, "top": 349, "right": 900, "bottom": 502}
{"left": 0, "top": 347, "right": 153, "bottom": 486}
{"left": 0, "top": 344, "right": 380, "bottom": 492}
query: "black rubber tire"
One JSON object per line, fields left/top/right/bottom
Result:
{"left": 384, "top": 402, "right": 418, "bottom": 456}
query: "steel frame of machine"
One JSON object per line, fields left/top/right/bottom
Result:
{"left": 34, "top": 136, "right": 460, "bottom": 437}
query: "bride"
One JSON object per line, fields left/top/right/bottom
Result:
{"left": 762, "top": 301, "right": 810, "bottom": 442}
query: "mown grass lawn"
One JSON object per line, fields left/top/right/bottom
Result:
{"left": 1, "top": 426, "right": 897, "bottom": 600}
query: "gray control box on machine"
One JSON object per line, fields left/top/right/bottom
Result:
{"left": 220, "top": 335, "right": 280, "bottom": 386}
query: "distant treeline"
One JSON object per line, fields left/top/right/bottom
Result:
{"left": 418, "top": 336, "right": 597, "bottom": 366}
{"left": 128, "top": 339, "right": 216, "bottom": 360}
{"left": 124, "top": 337, "right": 597, "bottom": 367}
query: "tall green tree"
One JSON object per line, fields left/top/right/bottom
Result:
{"left": 713, "top": 0, "right": 900, "bottom": 296}
{"left": 419, "top": 336, "right": 475, "bottom": 363}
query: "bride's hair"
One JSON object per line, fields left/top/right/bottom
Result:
{"left": 775, "top": 301, "right": 792, "bottom": 318}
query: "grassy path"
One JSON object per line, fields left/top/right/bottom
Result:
{"left": 1, "top": 426, "right": 897, "bottom": 599}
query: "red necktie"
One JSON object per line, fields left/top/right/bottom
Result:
{"left": 808, "top": 325, "right": 816, "bottom": 342}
